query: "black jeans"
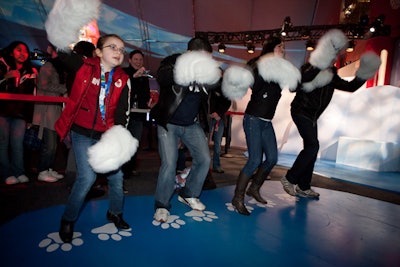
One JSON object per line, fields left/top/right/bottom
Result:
{"left": 286, "top": 112, "right": 319, "bottom": 190}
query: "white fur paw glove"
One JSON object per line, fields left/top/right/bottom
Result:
{"left": 173, "top": 51, "right": 221, "bottom": 86}
{"left": 356, "top": 52, "right": 381, "bottom": 80}
{"left": 222, "top": 65, "right": 254, "bottom": 100}
{"left": 309, "top": 29, "right": 348, "bottom": 70}
{"left": 45, "top": 0, "right": 101, "bottom": 51}
{"left": 87, "top": 125, "right": 139, "bottom": 173}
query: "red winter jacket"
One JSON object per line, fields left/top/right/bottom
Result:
{"left": 55, "top": 57, "right": 130, "bottom": 140}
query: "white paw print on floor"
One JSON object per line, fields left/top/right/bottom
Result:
{"left": 248, "top": 198, "right": 277, "bottom": 208}
{"left": 152, "top": 214, "right": 186, "bottom": 230}
{"left": 276, "top": 193, "right": 299, "bottom": 202}
{"left": 184, "top": 210, "right": 218, "bottom": 222}
{"left": 38, "top": 232, "right": 83, "bottom": 252}
{"left": 91, "top": 223, "right": 132, "bottom": 241}
{"left": 225, "top": 202, "right": 254, "bottom": 213}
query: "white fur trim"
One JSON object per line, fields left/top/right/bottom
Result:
{"left": 356, "top": 52, "right": 381, "bottom": 80}
{"left": 174, "top": 51, "right": 221, "bottom": 86}
{"left": 87, "top": 125, "right": 139, "bottom": 173}
{"left": 222, "top": 65, "right": 254, "bottom": 100}
{"left": 302, "top": 69, "right": 334, "bottom": 92}
{"left": 45, "top": 0, "right": 101, "bottom": 51}
{"left": 309, "top": 29, "right": 348, "bottom": 70}
{"left": 257, "top": 55, "right": 300, "bottom": 91}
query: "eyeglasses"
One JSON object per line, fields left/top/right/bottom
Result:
{"left": 103, "top": 44, "right": 125, "bottom": 54}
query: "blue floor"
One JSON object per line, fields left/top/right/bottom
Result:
{"left": 1, "top": 181, "right": 400, "bottom": 267}
{"left": 278, "top": 153, "right": 400, "bottom": 194}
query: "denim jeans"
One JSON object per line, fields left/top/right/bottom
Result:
{"left": 38, "top": 127, "right": 58, "bottom": 172}
{"left": 285, "top": 112, "right": 319, "bottom": 190}
{"left": 155, "top": 122, "right": 210, "bottom": 210}
{"left": 241, "top": 114, "right": 278, "bottom": 177}
{"left": 0, "top": 116, "right": 26, "bottom": 179}
{"left": 211, "top": 117, "right": 224, "bottom": 169}
{"left": 62, "top": 130, "right": 124, "bottom": 222}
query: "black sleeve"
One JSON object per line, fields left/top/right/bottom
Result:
{"left": 58, "top": 51, "right": 84, "bottom": 73}
{"left": 301, "top": 63, "right": 322, "bottom": 83}
{"left": 114, "top": 82, "right": 131, "bottom": 127}
{"left": 331, "top": 72, "right": 366, "bottom": 93}
{"left": 156, "top": 53, "right": 180, "bottom": 89}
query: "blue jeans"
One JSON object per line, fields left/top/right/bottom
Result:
{"left": 241, "top": 114, "right": 278, "bottom": 177}
{"left": 62, "top": 130, "right": 125, "bottom": 222}
{"left": 211, "top": 118, "right": 224, "bottom": 169}
{"left": 155, "top": 123, "right": 210, "bottom": 210}
{"left": 286, "top": 113, "right": 319, "bottom": 190}
{"left": 38, "top": 127, "right": 58, "bottom": 172}
{"left": 0, "top": 116, "right": 26, "bottom": 179}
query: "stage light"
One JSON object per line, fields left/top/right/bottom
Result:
{"left": 280, "top": 16, "right": 292, "bottom": 37}
{"left": 370, "top": 14, "right": 385, "bottom": 33}
{"left": 247, "top": 43, "right": 255, "bottom": 54}
{"left": 218, "top": 43, "right": 226, "bottom": 53}
{"left": 306, "top": 40, "right": 315, "bottom": 51}
{"left": 346, "top": 40, "right": 355, "bottom": 52}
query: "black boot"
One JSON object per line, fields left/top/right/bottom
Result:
{"left": 107, "top": 211, "right": 130, "bottom": 229}
{"left": 246, "top": 168, "right": 268, "bottom": 204}
{"left": 59, "top": 219, "right": 74, "bottom": 243}
{"left": 232, "top": 172, "right": 251, "bottom": 215}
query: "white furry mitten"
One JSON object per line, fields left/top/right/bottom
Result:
{"left": 309, "top": 29, "right": 348, "bottom": 70}
{"left": 45, "top": 0, "right": 101, "bottom": 51}
{"left": 257, "top": 55, "right": 301, "bottom": 92}
{"left": 356, "top": 52, "right": 381, "bottom": 80}
{"left": 174, "top": 51, "right": 221, "bottom": 86}
{"left": 222, "top": 65, "right": 254, "bottom": 100}
{"left": 87, "top": 125, "right": 139, "bottom": 173}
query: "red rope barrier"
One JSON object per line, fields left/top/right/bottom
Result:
{"left": 0, "top": 93, "right": 67, "bottom": 103}
{"left": 226, "top": 111, "right": 244, "bottom": 116}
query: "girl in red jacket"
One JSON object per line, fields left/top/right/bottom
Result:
{"left": 56, "top": 34, "right": 137, "bottom": 243}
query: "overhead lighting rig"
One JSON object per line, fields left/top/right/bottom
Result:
{"left": 196, "top": 15, "right": 390, "bottom": 53}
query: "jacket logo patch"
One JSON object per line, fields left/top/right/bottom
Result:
{"left": 92, "top": 77, "right": 100, "bottom": 86}
{"left": 263, "top": 92, "right": 268, "bottom": 98}
{"left": 115, "top": 79, "right": 122, "bottom": 88}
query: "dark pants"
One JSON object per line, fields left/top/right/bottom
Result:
{"left": 285, "top": 112, "right": 319, "bottom": 190}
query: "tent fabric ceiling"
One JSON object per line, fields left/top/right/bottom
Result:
{"left": 0, "top": 0, "right": 399, "bottom": 72}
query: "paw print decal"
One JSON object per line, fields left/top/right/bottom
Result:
{"left": 225, "top": 202, "right": 254, "bottom": 213}
{"left": 38, "top": 232, "right": 83, "bottom": 252}
{"left": 248, "top": 198, "right": 277, "bottom": 208}
{"left": 152, "top": 214, "right": 186, "bottom": 230}
{"left": 184, "top": 210, "right": 218, "bottom": 222}
{"left": 276, "top": 193, "right": 298, "bottom": 202}
{"left": 91, "top": 223, "right": 132, "bottom": 241}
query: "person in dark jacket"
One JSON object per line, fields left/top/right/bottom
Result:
{"left": 281, "top": 29, "right": 381, "bottom": 198}
{"left": 0, "top": 41, "right": 38, "bottom": 185}
{"left": 209, "top": 84, "right": 231, "bottom": 173}
{"left": 150, "top": 37, "right": 221, "bottom": 222}
{"left": 122, "top": 49, "right": 151, "bottom": 177}
{"left": 231, "top": 36, "right": 301, "bottom": 215}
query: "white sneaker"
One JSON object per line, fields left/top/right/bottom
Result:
{"left": 38, "top": 170, "right": 58, "bottom": 183}
{"left": 154, "top": 208, "right": 169, "bottom": 222}
{"left": 5, "top": 176, "right": 18, "bottom": 185}
{"left": 178, "top": 196, "right": 206, "bottom": 211}
{"left": 48, "top": 169, "right": 64, "bottom": 180}
{"left": 17, "top": 174, "right": 29, "bottom": 183}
